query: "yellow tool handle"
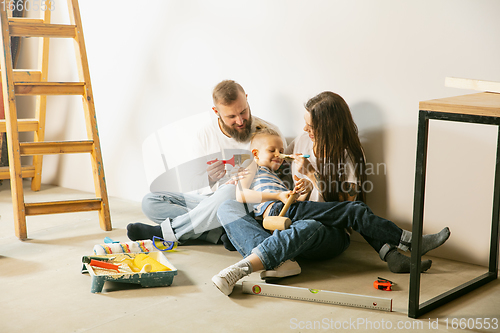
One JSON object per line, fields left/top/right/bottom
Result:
{"left": 279, "top": 193, "right": 299, "bottom": 217}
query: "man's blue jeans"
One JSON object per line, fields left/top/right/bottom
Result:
{"left": 142, "top": 184, "right": 236, "bottom": 244}
{"left": 217, "top": 200, "right": 350, "bottom": 270}
{"left": 269, "top": 200, "right": 404, "bottom": 253}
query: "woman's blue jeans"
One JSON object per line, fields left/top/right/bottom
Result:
{"left": 217, "top": 200, "right": 350, "bottom": 270}
{"left": 268, "top": 200, "right": 404, "bottom": 254}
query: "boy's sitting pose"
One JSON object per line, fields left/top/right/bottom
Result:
{"left": 212, "top": 128, "right": 450, "bottom": 296}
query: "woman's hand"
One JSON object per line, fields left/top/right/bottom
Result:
{"left": 292, "top": 154, "right": 315, "bottom": 178}
{"left": 293, "top": 175, "right": 313, "bottom": 195}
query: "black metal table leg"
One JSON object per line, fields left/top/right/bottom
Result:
{"left": 489, "top": 126, "right": 500, "bottom": 276}
{"left": 408, "top": 110, "right": 500, "bottom": 318}
{"left": 409, "top": 110, "right": 429, "bottom": 318}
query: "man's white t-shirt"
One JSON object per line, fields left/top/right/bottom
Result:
{"left": 144, "top": 111, "right": 286, "bottom": 195}
{"left": 194, "top": 113, "right": 287, "bottom": 192}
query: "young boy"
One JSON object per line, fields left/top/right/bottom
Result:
{"left": 212, "top": 129, "right": 450, "bottom": 296}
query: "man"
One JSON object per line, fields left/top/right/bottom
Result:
{"left": 127, "top": 80, "right": 286, "bottom": 248}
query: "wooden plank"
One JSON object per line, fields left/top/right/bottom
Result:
{"left": 0, "top": 3, "right": 27, "bottom": 239}
{"left": 0, "top": 165, "right": 35, "bottom": 180}
{"left": 14, "top": 82, "right": 85, "bottom": 95}
{"left": 0, "top": 70, "right": 42, "bottom": 83}
{"left": 19, "top": 140, "right": 94, "bottom": 155}
{"left": 69, "top": 0, "right": 111, "bottom": 232}
{"left": 0, "top": 119, "right": 39, "bottom": 133}
{"left": 9, "top": 22, "right": 76, "bottom": 38}
{"left": 419, "top": 92, "right": 500, "bottom": 117}
{"left": 445, "top": 77, "right": 500, "bottom": 94}
{"left": 8, "top": 18, "right": 44, "bottom": 24}
{"left": 25, "top": 199, "right": 102, "bottom": 215}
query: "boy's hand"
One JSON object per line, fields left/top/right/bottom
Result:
{"left": 207, "top": 160, "right": 226, "bottom": 183}
{"left": 293, "top": 175, "right": 313, "bottom": 195}
{"left": 277, "top": 191, "right": 295, "bottom": 204}
{"left": 225, "top": 168, "right": 250, "bottom": 185}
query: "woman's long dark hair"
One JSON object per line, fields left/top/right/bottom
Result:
{"left": 305, "top": 92, "right": 367, "bottom": 202}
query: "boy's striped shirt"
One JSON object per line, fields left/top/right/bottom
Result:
{"left": 250, "top": 166, "right": 289, "bottom": 216}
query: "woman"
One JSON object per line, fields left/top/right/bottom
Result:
{"left": 288, "top": 91, "right": 367, "bottom": 203}
{"left": 213, "top": 92, "right": 448, "bottom": 296}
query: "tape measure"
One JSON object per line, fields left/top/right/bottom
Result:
{"left": 242, "top": 281, "right": 392, "bottom": 312}
{"left": 374, "top": 277, "right": 394, "bottom": 291}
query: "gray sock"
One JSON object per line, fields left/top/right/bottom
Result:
{"left": 234, "top": 258, "right": 253, "bottom": 275}
{"left": 385, "top": 248, "right": 432, "bottom": 274}
{"left": 399, "top": 227, "right": 451, "bottom": 255}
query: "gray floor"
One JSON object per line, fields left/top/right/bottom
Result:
{"left": 1, "top": 181, "right": 499, "bottom": 333}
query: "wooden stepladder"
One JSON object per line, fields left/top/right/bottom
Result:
{"left": 0, "top": 0, "right": 111, "bottom": 240}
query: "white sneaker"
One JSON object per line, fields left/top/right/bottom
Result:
{"left": 260, "top": 260, "right": 301, "bottom": 279}
{"left": 212, "top": 265, "right": 249, "bottom": 296}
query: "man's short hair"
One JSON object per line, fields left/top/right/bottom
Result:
{"left": 212, "top": 80, "right": 246, "bottom": 106}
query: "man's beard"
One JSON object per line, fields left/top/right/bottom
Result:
{"left": 220, "top": 114, "right": 253, "bottom": 143}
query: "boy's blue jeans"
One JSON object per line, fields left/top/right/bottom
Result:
{"left": 217, "top": 200, "right": 351, "bottom": 270}
{"left": 141, "top": 184, "right": 236, "bottom": 244}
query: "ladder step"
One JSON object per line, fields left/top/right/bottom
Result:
{"left": 14, "top": 82, "right": 85, "bottom": 95}
{"left": 0, "top": 70, "right": 42, "bottom": 83}
{"left": 8, "top": 18, "right": 44, "bottom": 24}
{"left": 20, "top": 141, "right": 94, "bottom": 155}
{"left": 0, "top": 166, "right": 35, "bottom": 180}
{"left": 0, "top": 119, "right": 39, "bottom": 133}
{"left": 25, "top": 199, "right": 102, "bottom": 216}
{"left": 9, "top": 22, "right": 77, "bottom": 38}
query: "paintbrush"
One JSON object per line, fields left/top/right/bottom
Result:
{"left": 279, "top": 154, "right": 310, "bottom": 159}
{"left": 207, "top": 154, "right": 252, "bottom": 166}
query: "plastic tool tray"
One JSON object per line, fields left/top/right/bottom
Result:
{"left": 81, "top": 251, "right": 177, "bottom": 293}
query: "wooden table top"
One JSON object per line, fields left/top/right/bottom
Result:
{"left": 419, "top": 92, "right": 500, "bottom": 117}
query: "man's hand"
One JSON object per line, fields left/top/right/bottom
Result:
{"left": 207, "top": 160, "right": 226, "bottom": 183}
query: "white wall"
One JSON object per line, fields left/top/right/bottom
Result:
{"left": 18, "top": 0, "right": 500, "bottom": 266}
